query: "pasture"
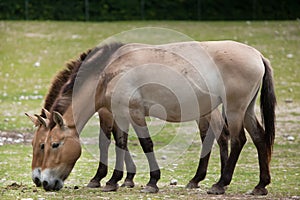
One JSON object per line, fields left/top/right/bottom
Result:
{"left": 0, "top": 21, "right": 299, "bottom": 199}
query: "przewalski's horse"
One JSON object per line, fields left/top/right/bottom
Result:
{"left": 25, "top": 50, "right": 137, "bottom": 190}
{"left": 40, "top": 40, "right": 275, "bottom": 195}
{"left": 25, "top": 54, "right": 77, "bottom": 187}
{"left": 28, "top": 44, "right": 229, "bottom": 191}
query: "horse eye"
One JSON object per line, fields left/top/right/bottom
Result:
{"left": 40, "top": 143, "right": 45, "bottom": 150}
{"left": 52, "top": 143, "right": 60, "bottom": 149}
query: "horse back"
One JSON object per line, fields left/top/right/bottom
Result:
{"left": 102, "top": 41, "right": 265, "bottom": 121}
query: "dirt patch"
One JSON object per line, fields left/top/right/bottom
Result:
{"left": 2, "top": 182, "right": 37, "bottom": 195}
{"left": 5, "top": 182, "right": 23, "bottom": 190}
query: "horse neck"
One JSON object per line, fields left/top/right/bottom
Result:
{"left": 64, "top": 79, "right": 104, "bottom": 134}
{"left": 63, "top": 104, "right": 92, "bottom": 134}
{"left": 59, "top": 47, "right": 114, "bottom": 133}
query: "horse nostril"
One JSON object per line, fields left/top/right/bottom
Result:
{"left": 54, "top": 180, "right": 60, "bottom": 190}
{"left": 34, "top": 177, "right": 41, "bottom": 187}
{"left": 43, "top": 181, "right": 48, "bottom": 188}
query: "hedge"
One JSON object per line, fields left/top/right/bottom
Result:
{"left": 0, "top": 0, "right": 299, "bottom": 21}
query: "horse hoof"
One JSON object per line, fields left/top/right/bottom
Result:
{"left": 186, "top": 182, "right": 199, "bottom": 189}
{"left": 102, "top": 183, "right": 118, "bottom": 192}
{"left": 207, "top": 184, "right": 225, "bottom": 195}
{"left": 121, "top": 180, "right": 135, "bottom": 188}
{"left": 87, "top": 180, "right": 100, "bottom": 188}
{"left": 140, "top": 185, "right": 159, "bottom": 193}
{"left": 250, "top": 187, "right": 268, "bottom": 195}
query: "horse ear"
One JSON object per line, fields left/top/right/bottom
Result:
{"left": 42, "top": 108, "right": 51, "bottom": 119}
{"left": 53, "top": 111, "right": 65, "bottom": 128}
{"left": 25, "top": 113, "right": 40, "bottom": 127}
{"left": 34, "top": 114, "right": 48, "bottom": 128}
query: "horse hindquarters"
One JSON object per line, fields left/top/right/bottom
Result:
{"left": 208, "top": 55, "right": 276, "bottom": 195}
{"left": 243, "top": 56, "right": 276, "bottom": 195}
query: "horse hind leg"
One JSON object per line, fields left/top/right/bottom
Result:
{"left": 186, "top": 109, "right": 229, "bottom": 189}
{"left": 218, "top": 123, "right": 229, "bottom": 176}
{"left": 130, "top": 106, "right": 160, "bottom": 193}
{"left": 133, "top": 124, "right": 160, "bottom": 193}
{"left": 244, "top": 101, "right": 270, "bottom": 195}
{"left": 214, "top": 106, "right": 229, "bottom": 176}
{"left": 208, "top": 111, "right": 247, "bottom": 195}
{"left": 220, "top": 105, "right": 230, "bottom": 175}
{"left": 186, "top": 117, "right": 214, "bottom": 189}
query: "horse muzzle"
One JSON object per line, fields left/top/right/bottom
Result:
{"left": 42, "top": 179, "right": 63, "bottom": 191}
{"left": 41, "top": 169, "right": 64, "bottom": 191}
{"left": 32, "top": 168, "right": 42, "bottom": 187}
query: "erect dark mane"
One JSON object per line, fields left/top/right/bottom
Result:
{"left": 49, "top": 42, "right": 125, "bottom": 128}
{"left": 40, "top": 49, "right": 92, "bottom": 118}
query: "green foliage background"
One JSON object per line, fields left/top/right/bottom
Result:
{"left": 0, "top": 0, "right": 299, "bottom": 21}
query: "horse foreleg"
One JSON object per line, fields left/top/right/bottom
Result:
{"left": 102, "top": 117, "right": 129, "bottom": 192}
{"left": 87, "top": 121, "right": 112, "bottom": 188}
{"left": 120, "top": 148, "right": 136, "bottom": 188}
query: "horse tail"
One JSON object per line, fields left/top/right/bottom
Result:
{"left": 260, "top": 56, "right": 276, "bottom": 158}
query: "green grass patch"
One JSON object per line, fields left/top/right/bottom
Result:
{"left": 0, "top": 134, "right": 299, "bottom": 199}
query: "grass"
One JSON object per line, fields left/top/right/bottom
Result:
{"left": 0, "top": 20, "right": 300, "bottom": 130}
{"left": 0, "top": 20, "right": 299, "bottom": 199}
{"left": 0, "top": 132, "right": 299, "bottom": 199}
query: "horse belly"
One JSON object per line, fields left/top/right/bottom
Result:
{"left": 140, "top": 84, "right": 220, "bottom": 122}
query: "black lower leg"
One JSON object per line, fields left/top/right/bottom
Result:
{"left": 91, "top": 162, "right": 108, "bottom": 182}
{"left": 216, "top": 131, "right": 246, "bottom": 187}
{"left": 245, "top": 119, "right": 271, "bottom": 195}
{"left": 218, "top": 126, "right": 229, "bottom": 175}
{"left": 106, "top": 125, "right": 128, "bottom": 186}
{"left": 147, "top": 170, "right": 161, "bottom": 187}
{"left": 254, "top": 140, "right": 271, "bottom": 189}
{"left": 121, "top": 150, "right": 136, "bottom": 188}
{"left": 190, "top": 153, "right": 210, "bottom": 184}
{"left": 124, "top": 172, "right": 135, "bottom": 181}
{"left": 107, "top": 169, "right": 124, "bottom": 185}
{"left": 189, "top": 124, "right": 215, "bottom": 186}
{"left": 87, "top": 162, "right": 107, "bottom": 187}
{"left": 88, "top": 128, "right": 111, "bottom": 187}
{"left": 124, "top": 148, "right": 136, "bottom": 180}
{"left": 138, "top": 137, "right": 160, "bottom": 188}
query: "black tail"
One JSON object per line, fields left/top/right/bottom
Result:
{"left": 260, "top": 56, "right": 276, "bottom": 157}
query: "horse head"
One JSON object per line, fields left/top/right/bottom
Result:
{"left": 25, "top": 108, "right": 50, "bottom": 187}
{"left": 41, "top": 111, "right": 81, "bottom": 191}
